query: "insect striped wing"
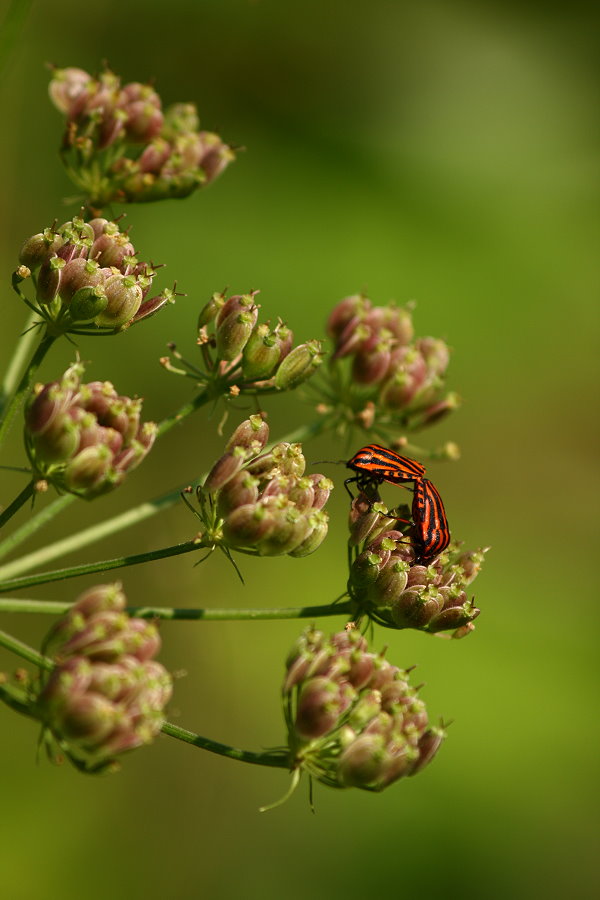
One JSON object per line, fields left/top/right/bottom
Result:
{"left": 346, "top": 444, "right": 426, "bottom": 484}
{"left": 412, "top": 478, "right": 450, "bottom": 560}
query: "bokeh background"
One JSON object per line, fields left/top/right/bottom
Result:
{"left": 0, "top": 1, "right": 598, "bottom": 897}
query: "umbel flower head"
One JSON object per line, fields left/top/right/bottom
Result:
{"left": 347, "top": 495, "right": 486, "bottom": 637}
{"left": 38, "top": 583, "right": 172, "bottom": 771}
{"left": 17, "top": 215, "right": 176, "bottom": 334}
{"left": 197, "top": 415, "right": 333, "bottom": 558}
{"left": 48, "top": 66, "right": 234, "bottom": 207}
{"left": 168, "top": 288, "right": 324, "bottom": 395}
{"left": 283, "top": 627, "right": 445, "bottom": 792}
{"left": 325, "top": 292, "right": 459, "bottom": 434}
{"left": 24, "top": 360, "right": 156, "bottom": 499}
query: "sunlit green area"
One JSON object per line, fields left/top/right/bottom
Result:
{"left": 0, "top": 1, "right": 597, "bottom": 898}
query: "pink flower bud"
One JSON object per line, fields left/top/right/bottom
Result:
{"left": 48, "top": 67, "right": 93, "bottom": 117}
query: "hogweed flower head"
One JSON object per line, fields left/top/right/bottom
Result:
{"left": 347, "top": 496, "right": 486, "bottom": 636}
{"left": 48, "top": 65, "right": 234, "bottom": 207}
{"left": 197, "top": 416, "right": 333, "bottom": 558}
{"left": 17, "top": 215, "right": 177, "bottom": 335}
{"left": 324, "top": 292, "right": 458, "bottom": 438}
{"left": 283, "top": 627, "right": 445, "bottom": 791}
{"left": 167, "top": 289, "right": 324, "bottom": 400}
{"left": 24, "top": 360, "right": 156, "bottom": 499}
{"left": 38, "top": 584, "right": 172, "bottom": 770}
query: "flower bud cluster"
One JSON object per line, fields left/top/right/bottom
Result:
{"left": 49, "top": 66, "right": 234, "bottom": 205}
{"left": 326, "top": 293, "right": 458, "bottom": 429}
{"left": 283, "top": 627, "right": 444, "bottom": 791}
{"left": 19, "top": 215, "right": 175, "bottom": 332}
{"left": 38, "top": 584, "right": 172, "bottom": 769}
{"left": 347, "top": 496, "right": 485, "bottom": 635}
{"left": 194, "top": 290, "right": 325, "bottom": 393}
{"left": 24, "top": 360, "right": 156, "bottom": 499}
{"left": 202, "top": 416, "right": 333, "bottom": 557}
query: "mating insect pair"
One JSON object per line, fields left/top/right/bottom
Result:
{"left": 345, "top": 444, "right": 450, "bottom": 564}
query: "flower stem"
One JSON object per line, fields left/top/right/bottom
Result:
{"left": 0, "top": 540, "right": 201, "bottom": 594}
{"left": 0, "top": 480, "right": 35, "bottom": 530}
{"left": 0, "top": 309, "right": 40, "bottom": 417}
{"left": 0, "top": 417, "right": 330, "bottom": 577}
{"left": 0, "top": 484, "right": 195, "bottom": 579}
{"left": 0, "top": 332, "right": 56, "bottom": 451}
{"left": 0, "top": 627, "right": 52, "bottom": 670}
{"left": 0, "top": 597, "right": 354, "bottom": 620}
{"left": 160, "top": 721, "right": 290, "bottom": 769}
{"left": 0, "top": 494, "right": 76, "bottom": 564}
{"left": 155, "top": 387, "right": 211, "bottom": 438}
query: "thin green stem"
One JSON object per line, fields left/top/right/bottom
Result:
{"left": 0, "top": 415, "right": 331, "bottom": 578}
{"left": 0, "top": 540, "right": 201, "bottom": 594}
{"left": 0, "top": 310, "right": 40, "bottom": 416}
{"left": 0, "top": 597, "right": 354, "bottom": 620}
{"left": 160, "top": 721, "right": 290, "bottom": 769}
{"left": 0, "top": 332, "right": 56, "bottom": 451}
{"left": 0, "top": 627, "right": 52, "bottom": 670}
{"left": 0, "top": 681, "right": 36, "bottom": 718}
{"left": 0, "top": 480, "right": 34, "bottom": 530}
{"left": 0, "top": 485, "right": 193, "bottom": 579}
{"left": 156, "top": 387, "right": 212, "bottom": 438}
{"left": 0, "top": 494, "right": 76, "bottom": 564}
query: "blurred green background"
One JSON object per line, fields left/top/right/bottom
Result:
{"left": 0, "top": 0, "right": 598, "bottom": 897}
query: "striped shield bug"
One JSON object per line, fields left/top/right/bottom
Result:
{"left": 411, "top": 477, "right": 450, "bottom": 563}
{"left": 344, "top": 443, "right": 426, "bottom": 500}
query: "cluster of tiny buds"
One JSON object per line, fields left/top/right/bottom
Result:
{"left": 18, "top": 215, "right": 176, "bottom": 333}
{"left": 326, "top": 293, "right": 458, "bottom": 429}
{"left": 184, "top": 289, "right": 324, "bottom": 393}
{"left": 38, "top": 584, "right": 172, "bottom": 770}
{"left": 283, "top": 627, "right": 445, "bottom": 792}
{"left": 48, "top": 66, "right": 234, "bottom": 204}
{"left": 201, "top": 415, "right": 333, "bottom": 557}
{"left": 161, "top": 291, "right": 323, "bottom": 396}
{"left": 348, "top": 495, "right": 486, "bottom": 636}
{"left": 24, "top": 360, "right": 156, "bottom": 499}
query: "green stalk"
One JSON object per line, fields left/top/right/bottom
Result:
{"left": 0, "top": 417, "right": 330, "bottom": 578}
{"left": 0, "top": 494, "right": 76, "bottom": 564}
{"left": 0, "top": 332, "right": 55, "bottom": 451}
{"left": 160, "top": 721, "right": 290, "bottom": 769}
{"left": 0, "top": 627, "right": 52, "bottom": 670}
{"left": 0, "top": 597, "right": 353, "bottom": 620}
{"left": 0, "top": 485, "right": 194, "bottom": 578}
{"left": 0, "top": 480, "right": 34, "bottom": 530}
{"left": 0, "top": 540, "right": 200, "bottom": 594}
{"left": 0, "top": 309, "right": 40, "bottom": 416}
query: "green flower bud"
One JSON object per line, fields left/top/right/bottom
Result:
{"left": 197, "top": 291, "right": 225, "bottom": 328}
{"left": 225, "top": 415, "right": 269, "bottom": 453}
{"left": 36, "top": 255, "right": 65, "bottom": 304}
{"left": 203, "top": 449, "right": 246, "bottom": 493}
{"left": 216, "top": 471, "right": 260, "bottom": 517}
{"left": 222, "top": 503, "right": 275, "bottom": 547}
{"left": 19, "top": 229, "right": 63, "bottom": 270}
{"left": 215, "top": 305, "right": 259, "bottom": 361}
{"left": 69, "top": 286, "right": 109, "bottom": 323}
{"left": 274, "top": 339, "right": 324, "bottom": 390}
{"left": 257, "top": 505, "right": 312, "bottom": 556}
{"left": 241, "top": 324, "right": 282, "bottom": 380}
{"left": 95, "top": 274, "right": 143, "bottom": 327}
{"left": 288, "top": 510, "right": 329, "bottom": 557}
